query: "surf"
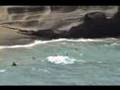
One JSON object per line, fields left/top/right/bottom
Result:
{"left": 47, "top": 55, "right": 76, "bottom": 65}
{"left": 0, "top": 38, "right": 118, "bottom": 49}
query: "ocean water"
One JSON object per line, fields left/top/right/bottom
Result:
{"left": 0, "top": 38, "right": 120, "bottom": 85}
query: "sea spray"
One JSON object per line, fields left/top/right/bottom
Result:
{"left": 47, "top": 55, "right": 76, "bottom": 65}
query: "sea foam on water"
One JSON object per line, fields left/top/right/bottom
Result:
{"left": 0, "top": 69, "right": 6, "bottom": 73}
{"left": 47, "top": 55, "right": 76, "bottom": 65}
{"left": 0, "top": 38, "right": 105, "bottom": 50}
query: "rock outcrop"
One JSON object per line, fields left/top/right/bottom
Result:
{"left": 0, "top": 6, "right": 120, "bottom": 44}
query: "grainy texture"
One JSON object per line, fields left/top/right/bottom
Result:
{"left": 0, "top": 26, "right": 34, "bottom": 45}
{"left": 0, "top": 6, "right": 120, "bottom": 45}
{"left": 0, "top": 6, "right": 118, "bottom": 31}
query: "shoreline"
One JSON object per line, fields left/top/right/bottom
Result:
{"left": 0, "top": 25, "right": 119, "bottom": 46}
{"left": 0, "top": 38, "right": 118, "bottom": 50}
{"left": 0, "top": 26, "right": 120, "bottom": 46}
{"left": 0, "top": 6, "right": 120, "bottom": 45}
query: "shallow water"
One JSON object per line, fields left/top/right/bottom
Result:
{"left": 0, "top": 38, "right": 120, "bottom": 85}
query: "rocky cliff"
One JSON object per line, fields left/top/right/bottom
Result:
{"left": 0, "top": 6, "right": 120, "bottom": 45}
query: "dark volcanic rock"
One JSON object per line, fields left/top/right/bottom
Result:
{"left": 0, "top": 6, "right": 120, "bottom": 42}
{"left": 68, "top": 11, "right": 120, "bottom": 38}
{"left": 84, "top": 12, "right": 106, "bottom": 23}
{"left": 84, "top": 12, "right": 120, "bottom": 38}
{"left": 21, "top": 11, "right": 120, "bottom": 39}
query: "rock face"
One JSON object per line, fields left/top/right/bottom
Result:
{"left": 0, "top": 26, "right": 34, "bottom": 45}
{"left": 0, "top": 6, "right": 120, "bottom": 42}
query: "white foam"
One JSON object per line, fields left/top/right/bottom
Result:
{"left": 47, "top": 55, "right": 76, "bottom": 65}
{"left": 110, "top": 42, "right": 119, "bottom": 46}
{"left": 104, "top": 42, "right": 120, "bottom": 47}
{"left": 0, "top": 69, "right": 6, "bottom": 73}
{"left": 97, "top": 61, "right": 103, "bottom": 64}
{"left": 0, "top": 38, "right": 112, "bottom": 49}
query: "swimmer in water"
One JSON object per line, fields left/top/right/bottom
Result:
{"left": 12, "top": 62, "right": 17, "bottom": 66}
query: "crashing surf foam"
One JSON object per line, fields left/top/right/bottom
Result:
{"left": 47, "top": 55, "right": 76, "bottom": 65}
{"left": 0, "top": 38, "right": 116, "bottom": 49}
{"left": 0, "top": 69, "right": 6, "bottom": 73}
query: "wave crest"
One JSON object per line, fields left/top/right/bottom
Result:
{"left": 0, "top": 38, "right": 116, "bottom": 49}
{"left": 47, "top": 55, "right": 76, "bottom": 65}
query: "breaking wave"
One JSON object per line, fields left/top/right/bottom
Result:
{"left": 0, "top": 69, "right": 6, "bottom": 73}
{"left": 47, "top": 55, "right": 76, "bottom": 65}
{"left": 0, "top": 38, "right": 117, "bottom": 49}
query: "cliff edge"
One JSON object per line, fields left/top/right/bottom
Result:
{"left": 0, "top": 6, "right": 120, "bottom": 45}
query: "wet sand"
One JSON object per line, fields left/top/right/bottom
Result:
{"left": 0, "top": 26, "right": 34, "bottom": 45}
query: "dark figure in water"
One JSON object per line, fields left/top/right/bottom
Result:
{"left": 12, "top": 62, "right": 17, "bottom": 66}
